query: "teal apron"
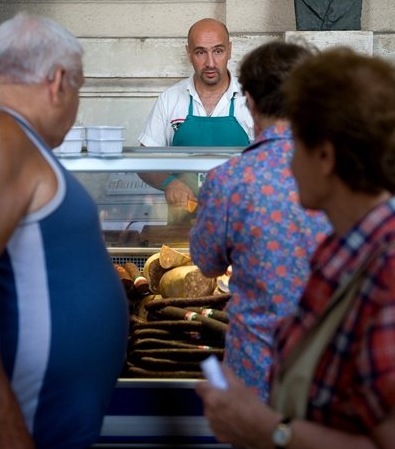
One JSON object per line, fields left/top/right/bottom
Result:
{"left": 172, "top": 94, "right": 250, "bottom": 148}
{"left": 168, "top": 94, "right": 250, "bottom": 224}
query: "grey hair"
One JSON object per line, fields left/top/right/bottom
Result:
{"left": 0, "top": 12, "right": 83, "bottom": 86}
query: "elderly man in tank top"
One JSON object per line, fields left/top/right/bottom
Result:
{"left": 0, "top": 13, "right": 128, "bottom": 449}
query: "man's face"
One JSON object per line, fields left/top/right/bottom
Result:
{"left": 186, "top": 23, "right": 232, "bottom": 87}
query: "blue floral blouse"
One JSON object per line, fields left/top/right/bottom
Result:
{"left": 189, "top": 124, "right": 331, "bottom": 401}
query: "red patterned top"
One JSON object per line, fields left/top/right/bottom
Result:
{"left": 272, "top": 197, "right": 395, "bottom": 432}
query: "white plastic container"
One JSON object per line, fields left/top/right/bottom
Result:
{"left": 53, "top": 126, "right": 85, "bottom": 155}
{"left": 64, "top": 126, "right": 85, "bottom": 140}
{"left": 53, "top": 139, "right": 84, "bottom": 155}
{"left": 85, "top": 126, "right": 125, "bottom": 140}
{"left": 86, "top": 138, "right": 125, "bottom": 155}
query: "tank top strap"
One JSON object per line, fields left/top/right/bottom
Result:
{"left": 0, "top": 106, "right": 48, "bottom": 150}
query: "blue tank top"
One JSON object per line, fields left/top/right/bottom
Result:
{"left": 0, "top": 108, "right": 129, "bottom": 449}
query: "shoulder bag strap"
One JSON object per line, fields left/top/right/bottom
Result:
{"left": 270, "top": 241, "right": 395, "bottom": 419}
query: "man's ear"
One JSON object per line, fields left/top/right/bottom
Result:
{"left": 244, "top": 91, "right": 255, "bottom": 114}
{"left": 185, "top": 44, "right": 192, "bottom": 63}
{"left": 319, "top": 140, "right": 336, "bottom": 176}
{"left": 47, "top": 67, "right": 64, "bottom": 106}
{"left": 228, "top": 41, "right": 232, "bottom": 60}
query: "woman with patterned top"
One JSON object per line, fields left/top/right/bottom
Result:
{"left": 195, "top": 47, "right": 395, "bottom": 449}
{"left": 189, "top": 41, "right": 331, "bottom": 401}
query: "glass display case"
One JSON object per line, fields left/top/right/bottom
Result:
{"left": 62, "top": 146, "right": 242, "bottom": 267}
{"left": 59, "top": 147, "right": 242, "bottom": 448}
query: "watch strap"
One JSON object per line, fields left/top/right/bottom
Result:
{"left": 279, "top": 417, "right": 291, "bottom": 425}
{"left": 273, "top": 417, "right": 293, "bottom": 449}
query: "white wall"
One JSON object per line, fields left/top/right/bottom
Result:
{"left": 1, "top": 0, "right": 394, "bottom": 145}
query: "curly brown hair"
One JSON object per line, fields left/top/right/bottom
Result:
{"left": 283, "top": 47, "right": 395, "bottom": 194}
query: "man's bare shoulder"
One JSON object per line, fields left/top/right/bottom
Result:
{"left": 0, "top": 111, "right": 32, "bottom": 158}
{"left": 0, "top": 111, "right": 39, "bottom": 248}
{"left": 0, "top": 111, "right": 43, "bottom": 199}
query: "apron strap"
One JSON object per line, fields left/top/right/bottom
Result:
{"left": 228, "top": 93, "right": 236, "bottom": 117}
{"left": 188, "top": 95, "right": 194, "bottom": 115}
{"left": 188, "top": 93, "right": 236, "bottom": 116}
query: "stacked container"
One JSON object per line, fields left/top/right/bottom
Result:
{"left": 53, "top": 126, "right": 85, "bottom": 155}
{"left": 85, "top": 126, "right": 125, "bottom": 155}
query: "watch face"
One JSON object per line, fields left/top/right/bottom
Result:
{"left": 273, "top": 423, "right": 292, "bottom": 447}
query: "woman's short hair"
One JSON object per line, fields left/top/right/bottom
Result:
{"left": 283, "top": 47, "right": 395, "bottom": 194}
{"left": 238, "top": 40, "right": 314, "bottom": 118}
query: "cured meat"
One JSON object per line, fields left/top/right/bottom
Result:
{"left": 159, "top": 265, "right": 215, "bottom": 298}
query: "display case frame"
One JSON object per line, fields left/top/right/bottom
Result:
{"left": 60, "top": 146, "right": 242, "bottom": 173}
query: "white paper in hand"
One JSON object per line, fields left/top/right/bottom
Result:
{"left": 200, "top": 355, "right": 228, "bottom": 390}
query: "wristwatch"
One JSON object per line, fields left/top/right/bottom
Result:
{"left": 272, "top": 417, "right": 293, "bottom": 448}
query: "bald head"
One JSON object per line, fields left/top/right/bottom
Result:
{"left": 187, "top": 18, "right": 229, "bottom": 47}
{"left": 186, "top": 18, "right": 232, "bottom": 89}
